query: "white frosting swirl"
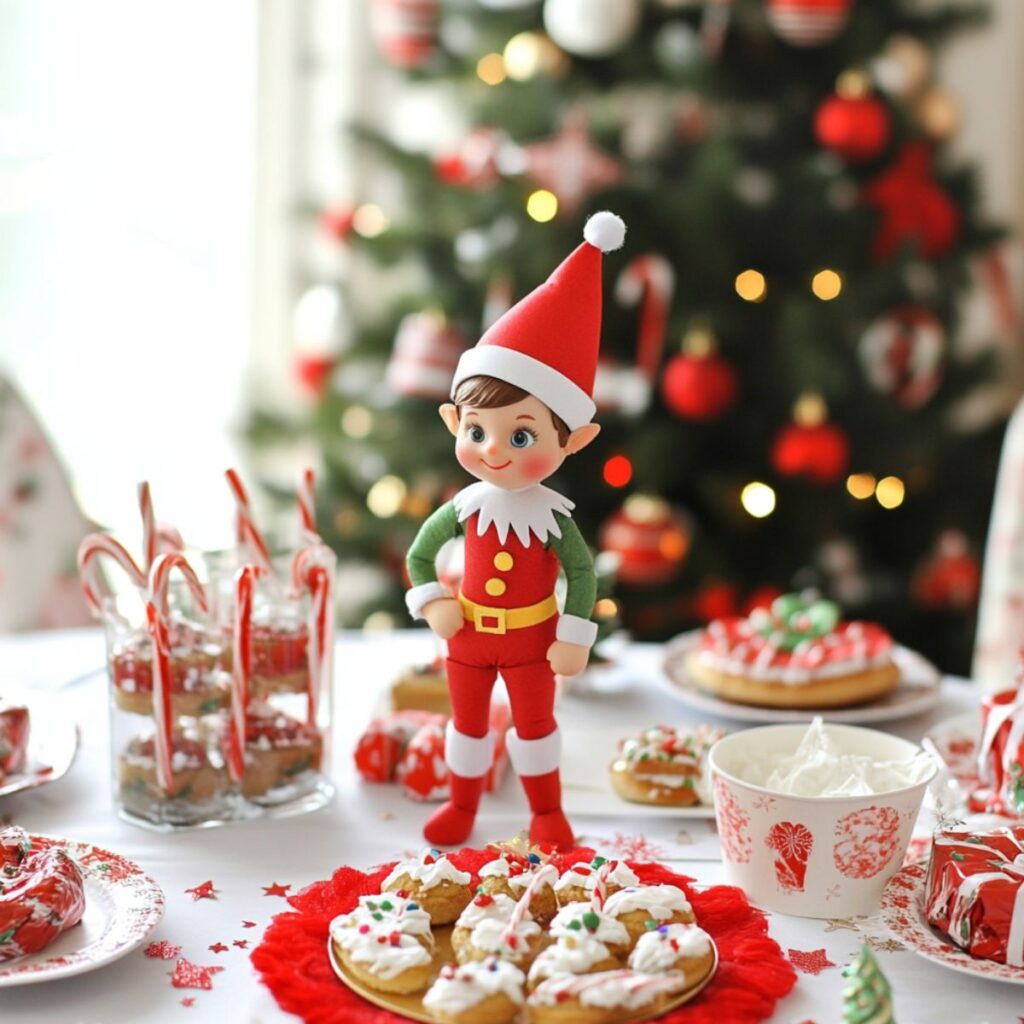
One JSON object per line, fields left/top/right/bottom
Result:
{"left": 382, "top": 848, "right": 471, "bottom": 891}
{"left": 467, "top": 915, "right": 541, "bottom": 959}
{"left": 554, "top": 860, "right": 639, "bottom": 893}
{"left": 603, "top": 885, "right": 691, "bottom": 921}
{"left": 455, "top": 893, "right": 516, "bottom": 931}
{"left": 529, "top": 969, "right": 685, "bottom": 1009}
{"left": 347, "top": 894, "right": 434, "bottom": 943}
{"left": 528, "top": 936, "right": 613, "bottom": 984}
{"left": 628, "top": 924, "right": 712, "bottom": 974}
{"left": 479, "top": 855, "right": 544, "bottom": 892}
{"left": 330, "top": 916, "right": 433, "bottom": 979}
{"left": 549, "top": 904, "right": 629, "bottom": 947}
{"left": 423, "top": 957, "right": 525, "bottom": 1015}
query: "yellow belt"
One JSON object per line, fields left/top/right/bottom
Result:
{"left": 458, "top": 593, "right": 557, "bottom": 635}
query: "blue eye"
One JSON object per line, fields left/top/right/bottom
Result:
{"left": 510, "top": 429, "right": 536, "bottom": 449}
{"left": 467, "top": 424, "right": 486, "bottom": 443}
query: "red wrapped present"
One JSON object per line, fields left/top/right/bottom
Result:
{"left": 0, "top": 698, "right": 30, "bottom": 781}
{"left": 969, "top": 687, "right": 1024, "bottom": 816}
{"left": 924, "top": 825, "right": 1024, "bottom": 966}
{"left": 353, "top": 710, "right": 443, "bottom": 783}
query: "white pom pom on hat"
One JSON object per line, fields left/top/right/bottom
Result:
{"left": 583, "top": 210, "right": 626, "bottom": 253}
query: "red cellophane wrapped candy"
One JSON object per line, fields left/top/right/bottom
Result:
{"left": 925, "top": 824, "right": 1024, "bottom": 965}
{"left": 0, "top": 826, "right": 86, "bottom": 961}
{"left": 969, "top": 687, "right": 1024, "bottom": 816}
{"left": 0, "top": 698, "right": 30, "bottom": 781}
{"left": 353, "top": 710, "right": 445, "bottom": 783}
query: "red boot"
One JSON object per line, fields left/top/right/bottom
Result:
{"left": 520, "top": 769, "right": 575, "bottom": 849}
{"left": 423, "top": 725, "right": 493, "bottom": 847}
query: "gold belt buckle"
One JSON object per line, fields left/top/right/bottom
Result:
{"left": 473, "top": 604, "right": 506, "bottom": 635}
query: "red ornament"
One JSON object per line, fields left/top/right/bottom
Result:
{"left": 599, "top": 495, "right": 691, "bottom": 586}
{"left": 815, "top": 92, "right": 891, "bottom": 163}
{"left": 386, "top": 312, "right": 466, "bottom": 400}
{"left": 859, "top": 306, "right": 944, "bottom": 408}
{"left": 767, "top": 0, "right": 852, "bottom": 47}
{"left": 319, "top": 206, "right": 355, "bottom": 242}
{"left": 862, "top": 143, "right": 960, "bottom": 262}
{"left": 433, "top": 129, "right": 503, "bottom": 190}
{"left": 661, "top": 350, "right": 738, "bottom": 421}
{"left": 293, "top": 354, "right": 335, "bottom": 398}
{"left": 370, "top": 0, "right": 439, "bottom": 69}
{"left": 743, "top": 586, "right": 784, "bottom": 615}
{"left": 772, "top": 400, "right": 850, "bottom": 485}
{"left": 911, "top": 530, "right": 980, "bottom": 610}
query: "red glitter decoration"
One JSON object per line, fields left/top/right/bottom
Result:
{"left": 787, "top": 948, "right": 837, "bottom": 975}
{"left": 263, "top": 882, "right": 291, "bottom": 897}
{"left": 184, "top": 880, "right": 218, "bottom": 901}
{"left": 144, "top": 941, "right": 182, "bottom": 960}
{"left": 209, "top": 943, "right": 229, "bottom": 954}
{"left": 169, "top": 958, "right": 225, "bottom": 991}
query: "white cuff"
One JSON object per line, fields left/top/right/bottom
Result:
{"left": 405, "top": 582, "right": 450, "bottom": 620}
{"left": 445, "top": 723, "right": 494, "bottom": 779}
{"left": 506, "top": 727, "right": 562, "bottom": 777}
{"left": 556, "top": 614, "right": 598, "bottom": 648}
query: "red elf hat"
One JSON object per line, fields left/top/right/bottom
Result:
{"left": 450, "top": 211, "right": 626, "bottom": 430}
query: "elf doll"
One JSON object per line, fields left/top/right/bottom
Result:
{"left": 405, "top": 212, "right": 626, "bottom": 849}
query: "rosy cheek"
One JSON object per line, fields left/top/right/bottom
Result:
{"left": 522, "top": 454, "right": 559, "bottom": 480}
{"left": 454, "top": 441, "right": 475, "bottom": 473}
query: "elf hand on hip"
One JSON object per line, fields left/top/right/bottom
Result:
{"left": 405, "top": 212, "right": 626, "bottom": 849}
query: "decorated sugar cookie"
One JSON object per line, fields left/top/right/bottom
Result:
{"left": 451, "top": 891, "right": 516, "bottom": 959}
{"left": 528, "top": 969, "right": 686, "bottom": 1024}
{"left": 478, "top": 850, "right": 557, "bottom": 922}
{"left": 609, "top": 724, "right": 723, "bottom": 807}
{"left": 548, "top": 901, "right": 631, "bottom": 959}
{"left": 527, "top": 933, "right": 619, "bottom": 989}
{"left": 423, "top": 956, "right": 525, "bottom": 1024}
{"left": 381, "top": 848, "right": 473, "bottom": 924}
{"left": 554, "top": 856, "right": 639, "bottom": 906}
{"left": 628, "top": 922, "right": 714, "bottom": 984}
{"left": 329, "top": 910, "right": 435, "bottom": 995}
{"left": 603, "top": 884, "right": 695, "bottom": 948}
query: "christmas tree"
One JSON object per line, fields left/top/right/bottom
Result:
{"left": 249, "top": 0, "right": 1006, "bottom": 673}
{"left": 842, "top": 943, "right": 895, "bottom": 1023}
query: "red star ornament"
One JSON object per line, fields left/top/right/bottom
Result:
{"left": 788, "top": 947, "right": 837, "bottom": 975}
{"left": 241, "top": 920, "right": 257, "bottom": 929}
{"left": 208, "top": 942, "right": 229, "bottom": 954}
{"left": 232, "top": 939, "right": 249, "bottom": 949}
{"left": 184, "top": 880, "right": 218, "bottom": 901}
{"left": 262, "top": 882, "right": 291, "bottom": 897}
{"left": 169, "top": 958, "right": 225, "bottom": 990}
{"left": 520, "top": 108, "right": 624, "bottom": 215}
{"left": 144, "top": 941, "right": 182, "bottom": 960}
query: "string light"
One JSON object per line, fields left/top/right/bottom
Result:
{"left": 811, "top": 269, "right": 843, "bottom": 301}
{"left": 503, "top": 32, "right": 567, "bottom": 80}
{"left": 594, "top": 598, "right": 618, "bottom": 618}
{"left": 735, "top": 269, "right": 767, "bottom": 303}
{"left": 836, "top": 69, "right": 871, "bottom": 99}
{"left": 476, "top": 52, "right": 506, "bottom": 86}
{"left": 682, "top": 324, "right": 715, "bottom": 357}
{"left": 526, "top": 189, "right": 558, "bottom": 222}
{"left": 367, "top": 475, "right": 407, "bottom": 518}
{"left": 741, "top": 481, "right": 776, "bottom": 518}
{"left": 846, "top": 473, "right": 876, "bottom": 500}
{"left": 352, "top": 203, "right": 390, "bottom": 238}
{"left": 623, "top": 494, "right": 667, "bottom": 523}
{"left": 659, "top": 530, "right": 689, "bottom": 561}
{"left": 341, "top": 406, "right": 373, "bottom": 439}
{"left": 793, "top": 392, "right": 827, "bottom": 427}
{"left": 603, "top": 454, "right": 633, "bottom": 488}
{"left": 875, "top": 475, "right": 905, "bottom": 509}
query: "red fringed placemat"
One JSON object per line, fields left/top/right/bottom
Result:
{"left": 251, "top": 847, "right": 797, "bottom": 1024}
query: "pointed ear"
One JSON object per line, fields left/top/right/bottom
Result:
{"left": 564, "top": 422, "right": 601, "bottom": 455}
{"left": 439, "top": 403, "right": 460, "bottom": 437}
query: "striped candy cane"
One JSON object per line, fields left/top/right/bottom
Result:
{"left": 291, "top": 544, "right": 335, "bottom": 726}
{"left": 225, "top": 469, "right": 274, "bottom": 575}
{"left": 77, "top": 534, "right": 147, "bottom": 615}
{"left": 138, "top": 481, "right": 158, "bottom": 570}
{"left": 156, "top": 522, "right": 186, "bottom": 555}
{"left": 615, "top": 254, "right": 676, "bottom": 381}
{"left": 146, "top": 553, "right": 209, "bottom": 793}
{"left": 227, "top": 564, "right": 257, "bottom": 783}
{"left": 297, "top": 468, "right": 319, "bottom": 542}
{"left": 502, "top": 863, "right": 558, "bottom": 946}
{"left": 590, "top": 859, "right": 613, "bottom": 911}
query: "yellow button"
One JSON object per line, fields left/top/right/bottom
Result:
{"left": 493, "top": 551, "right": 514, "bottom": 572}
{"left": 484, "top": 578, "right": 507, "bottom": 597}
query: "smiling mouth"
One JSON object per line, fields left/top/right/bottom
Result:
{"left": 481, "top": 459, "right": 512, "bottom": 470}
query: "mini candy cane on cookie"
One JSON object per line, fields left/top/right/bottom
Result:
{"left": 77, "top": 534, "right": 147, "bottom": 615}
{"left": 291, "top": 543, "right": 335, "bottom": 726}
{"left": 146, "top": 553, "right": 209, "bottom": 792}
{"left": 226, "top": 564, "right": 259, "bottom": 783}
{"left": 590, "top": 859, "right": 613, "bottom": 912}
{"left": 225, "top": 468, "right": 274, "bottom": 575}
{"left": 501, "top": 863, "right": 558, "bottom": 948}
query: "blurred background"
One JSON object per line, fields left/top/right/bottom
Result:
{"left": 2, "top": 0, "right": 1024, "bottom": 677}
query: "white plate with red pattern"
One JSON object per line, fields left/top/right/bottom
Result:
{"left": 0, "top": 689, "right": 79, "bottom": 799}
{"left": 0, "top": 835, "right": 165, "bottom": 986}
{"left": 660, "top": 632, "right": 941, "bottom": 724}
{"left": 880, "top": 862, "right": 1024, "bottom": 985}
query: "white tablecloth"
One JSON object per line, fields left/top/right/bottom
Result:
{"left": 1, "top": 628, "right": 1021, "bottom": 1023}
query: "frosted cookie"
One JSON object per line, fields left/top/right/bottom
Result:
{"left": 118, "top": 734, "right": 224, "bottom": 810}
{"left": 549, "top": 902, "right": 630, "bottom": 960}
{"left": 329, "top": 912, "right": 434, "bottom": 994}
{"left": 603, "top": 885, "right": 695, "bottom": 949}
{"left": 451, "top": 891, "right": 516, "bottom": 959}
{"left": 391, "top": 662, "right": 451, "bottom": 716}
{"left": 609, "top": 724, "right": 722, "bottom": 807}
{"left": 381, "top": 848, "right": 472, "bottom": 925}
{"left": 250, "top": 614, "right": 310, "bottom": 698}
{"left": 685, "top": 591, "right": 899, "bottom": 709}
{"left": 555, "top": 857, "right": 639, "bottom": 907}
{"left": 110, "top": 640, "right": 229, "bottom": 717}
{"left": 527, "top": 934, "right": 619, "bottom": 989}
{"left": 454, "top": 910, "right": 543, "bottom": 969}
{"left": 528, "top": 969, "right": 686, "bottom": 1024}
{"left": 628, "top": 922, "right": 714, "bottom": 985}
{"left": 346, "top": 893, "right": 434, "bottom": 949}
{"left": 478, "top": 852, "right": 557, "bottom": 922}
{"left": 423, "top": 956, "right": 524, "bottom": 1024}
{"left": 235, "top": 705, "right": 323, "bottom": 799}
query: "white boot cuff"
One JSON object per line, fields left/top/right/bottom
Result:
{"left": 445, "top": 723, "right": 494, "bottom": 779}
{"left": 506, "top": 727, "right": 562, "bottom": 777}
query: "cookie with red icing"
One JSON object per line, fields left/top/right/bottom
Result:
{"left": 685, "top": 591, "right": 899, "bottom": 709}
{"left": 0, "top": 698, "right": 29, "bottom": 782}
{"left": 232, "top": 704, "right": 323, "bottom": 800}
{"left": 119, "top": 734, "right": 225, "bottom": 811}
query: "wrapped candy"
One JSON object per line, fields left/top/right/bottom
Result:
{"left": 397, "top": 719, "right": 449, "bottom": 801}
{"left": 0, "top": 698, "right": 30, "bottom": 781}
{"left": 925, "top": 825, "right": 1024, "bottom": 965}
{"left": 969, "top": 686, "right": 1024, "bottom": 816}
{"left": 354, "top": 710, "right": 445, "bottom": 783}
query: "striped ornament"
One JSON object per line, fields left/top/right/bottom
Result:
{"left": 370, "top": 0, "right": 439, "bottom": 69}
{"left": 766, "top": 0, "right": 851, "bottom": 47}
{"left": 386, "top": 312, "right": 465, "bottom": 400}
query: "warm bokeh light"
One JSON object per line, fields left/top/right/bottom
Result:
{"left": 811, "top": 269, "right": 843, "bottom": 301}
{"left": 741, "top": 481, "right": 776, "bottom": 518}
{"left": 366, "top": 475, "right": 407, "bottom": 518}
{"left": 683, "top": 324, "right": 714, "bottom": 357}
{"left": 603, "top": 454, "right": 634, "bottom": 488}
{"left": 875, "top": 475, "right": 905, "bottom": 509}
{"left": 476, "top": 52, "right": 507, "bottom": 86}
{"left": 503, "top": 32, "right": 542, "bottom": 80}
{"left": 352, "top": 203, "right": 390, "bottom": 238}
{"left": 526, "top": 189, "right": 559, "bottom": 222}
{"left": 623, "top": 494, "right": 667, "bottom": 523}
{"left": 836, "top": 69, "right": 871, "bottom": 99}
{"left": 594, "top": 597, "right": 618, "bottom": 618}
{"left": 341, "top": 405, "right": 373, "bottom": 439}
{"left": 735, "top": 268, "right": 767, "bottom": 302}
{"left": 846, "top": 472, "right": 876, "bottom": 500}
{"left": 659, "top": 530, "right": 689, "bottom": 561}
{"left": 793, "top": 392, "right": 827, "bottom": 428}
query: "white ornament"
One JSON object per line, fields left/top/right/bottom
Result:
{"left": 292, "top": 285, "right": 348, "bottom": 356}
{"left": 543, "top": 0, "right": 640, "bottom": 57}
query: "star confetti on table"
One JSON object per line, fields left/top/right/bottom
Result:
{"left": 824, "top": 917, "right": 863, "bottom": 933}
{"left": 867, "top": 937, "right": 906, "bottom": 954}
{"left": 788, "top": 948, "right": 837, "bottom": 975}
{"left": 208, "top": 943, "right": 229, "bottom": 954}
{"left": 232, "top": 939, "right": 249, "bottom": 949}
{"left": 168, "top": 958, "right": 225, "bottom": 991}
{"left": 144, "top": 941, "right": 182, "bottom": 960}
{"left": 184, "top": 880, "right": 219, "bottom": 901}
{"left": 241, "top": 920, "right": 257, "bottom": 929}
{"left": 262, "top": 882, "right": 291, "bottom": 898}
{"left": 181, "top": 998, "right": 195, "bottom": 1008}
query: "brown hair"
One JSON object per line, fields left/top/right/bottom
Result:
{"left": 452, "top": 375, "right": 571, "bottom": 447}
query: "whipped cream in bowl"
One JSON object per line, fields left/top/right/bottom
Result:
{"left": 708, "top": 719, "right": 937, "bottom": 919}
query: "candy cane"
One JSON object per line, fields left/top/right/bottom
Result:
{"left": 157, "top": 523, "right": 186, "bottom": 555}
{"left": 227, "top": 564, "right": 257, "bottom": 783}
{"left": 77, "top": 534, "right": 147, "bottom": 615}
{"left": 138, "top": 481, "right": 157, "bottom": 570}
{"left": 225, "top": 469, "right": 274, "bottom": 575}
{"left": 502, "top": 863, "right": 557, "bottom": 945}
{"left": 291, "top": 544, "right": 335, "bottom": 726}
{"left": 297, "top": 468, "right": 319, "bottom": 541}
{"left": 590, "top": 859, "right": 613, "bottom": 912}
{"left": 615, "top": 254, "right": 675, "bottom": 381}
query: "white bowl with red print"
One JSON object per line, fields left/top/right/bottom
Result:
{"left": 707, "top": 724, "right": 936, "bottom": 919}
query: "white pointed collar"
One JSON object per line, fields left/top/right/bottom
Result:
{"left": 452, "top": 482, "right": 574, "bottom": 547}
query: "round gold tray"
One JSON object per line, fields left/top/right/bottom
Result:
{"left": 328, "top": 923, "right": 718, "bottom": 1023}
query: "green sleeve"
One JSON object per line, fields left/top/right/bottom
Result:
{"left": 406, "top": 501, "right": 460, "bottom": 586}
{"left": 549, "top": 513, "right": 596, "bottom": 620}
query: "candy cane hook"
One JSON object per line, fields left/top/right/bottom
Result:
{"left": 616, "top": 254, "right": 676, "bottom": 381}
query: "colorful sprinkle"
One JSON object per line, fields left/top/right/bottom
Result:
{"left": 582, "top": 911, "right": 600, "bottom": 932}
